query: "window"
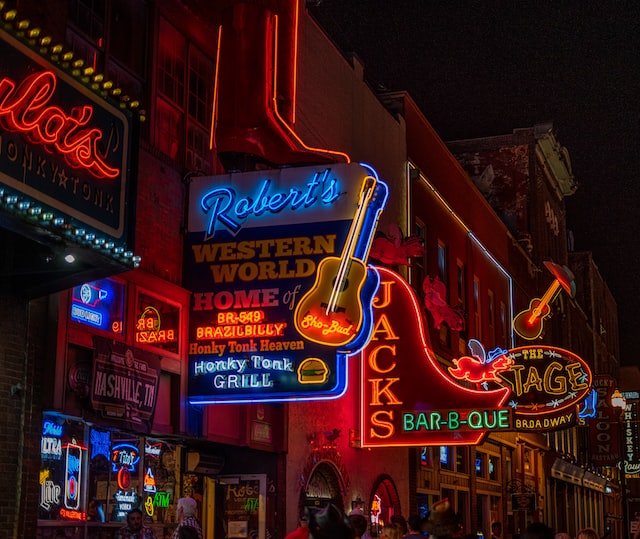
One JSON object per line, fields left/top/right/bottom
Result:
{"left": 499, "top": 302, "right": 507, "bottom": 347}
{"left": 476, "top": 452, "right": 487, "bottom": 477}
{"left": 489, "top": 455, "right": 499, "bottom": 481}
{"left": 66, "top": 0, "right": 146, "bottom": 99}
{"left": 473, "top": 275, "right": 481, "bottom": 336}
{"left": 437, "top": 241, "right": 449, "bottom": 298}
{"left": 412, "top": 220, "right": 428, "bottom": 289}
{"left": 156, "top": 17, "right": 215, "bottom": 173}
{"left": 456, "top": 447, "right": 468, "bottom": 473}
{"left": 70, "top": 278, "right": 126, "bottom": 337}
{"left": 440, "top": 446, "right": 453, "bottom": 470}
{"left": 135, "top": 292, "right": 181, "bottom": 356}
{"left": 487, "top": 289, "right": 495, "bottom": 346}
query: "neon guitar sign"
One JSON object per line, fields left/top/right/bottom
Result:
{"left": 513, "top": 261, "right": 575, "bottom": 340}
{"left": 294, "top": 175, "right": 381, "bottom": 348}
{"left": 0, "top": 70, "right": 119, "bottom": 179}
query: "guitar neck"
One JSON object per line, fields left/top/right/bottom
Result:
{"left": 531, "top": 280, "right": 560, "bottom": 318}
{"left": 326, "top": 177, "right": 376, "bottom": 313}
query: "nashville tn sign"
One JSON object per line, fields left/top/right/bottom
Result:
{"left": 0, "top": 27, "right": 134, "bottom": 243}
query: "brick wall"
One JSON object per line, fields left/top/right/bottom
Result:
{"left": 0, "top": 294, "right": 46, "bottom": 536}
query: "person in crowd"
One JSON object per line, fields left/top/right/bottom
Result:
{"left": 306, "top": 503, "right": 354, "bottom": 539}
{"left": 423, "top": 499, "right": 461, "bottom": 539}
{"left": 382, "top": 523, "right": 405, "bottom": 539}
{"left": 392, "top": 516, "right": 409, "bottom": 536}
{"left": 349, "top": 508, "right": 370, "bottom": 539}
{"left": 555, "top": 532, "right": 571, "bottom": 539}
{"left": 170, "top": 497, "right": 203, "bottom": 539}
{"left": 491, "top": 523, "right": 502, "bottom": 539}
{"left": 285, "top": 511, "right": 310, "bottom": 539}
{"left": 406, "top": 515, "right": 425, "bottom": 539}
{"left": 522, "top": 522, "right": 554, "bottom": 539}
{"left": 115, "top": 508, "right": 156, "bottom": 539}
{"left": 576, "top": 529, "right": 598, "bottom": 539}
{"left": 177, "top": 527, "right": 201, "bottom": 539}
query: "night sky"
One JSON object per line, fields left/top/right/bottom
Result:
{"left": 309, "top": 1, "right": 640, "bottom": 365}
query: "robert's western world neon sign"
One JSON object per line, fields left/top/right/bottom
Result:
{"left": 186, "top": 163, "right": 387, "bottom": 403}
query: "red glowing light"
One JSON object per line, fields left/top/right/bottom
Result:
{"left": 0, "top": 70, "right": 120, "bottom": 179}
{"left": 360, "top": 267, "right": 510, "bottom": 447}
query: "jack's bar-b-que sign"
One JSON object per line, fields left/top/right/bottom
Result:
{"left": 185, "top": 163, "right": 388, "bottom": 403}
{"left": 360, "top": 267, "right": 512, "bottom": 447}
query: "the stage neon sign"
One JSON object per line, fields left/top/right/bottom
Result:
{"left": 0, "top": 70, "right": 119, "bottom": 179}
{"left": 497, "top": 345, "right": 591, "bottom": 417}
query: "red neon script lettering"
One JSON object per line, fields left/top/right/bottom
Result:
{"left": 0, "top": 71, "right": 119, "bottom": 179}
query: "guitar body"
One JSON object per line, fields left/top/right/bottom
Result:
{"left": 294, "top": 256, "right": 367, "bottom": 346}
{"left": 513, "top": 298, "right": 551, "bottom": 340}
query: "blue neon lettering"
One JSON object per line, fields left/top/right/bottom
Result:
{"left": 199, "top": 169, "right": 342, "bottom": 238}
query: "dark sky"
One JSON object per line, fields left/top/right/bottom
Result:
{"left": 309, "top": 1, "right": 640, "bottom": 365}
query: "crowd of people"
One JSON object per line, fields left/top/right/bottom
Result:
{"left": 286, "top": 498, "right": 614, "bottom": 539}
{"left": 109, "top": 497, "right": 616, "bottom": 539}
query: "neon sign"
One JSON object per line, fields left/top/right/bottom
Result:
{"left": 448, "top": 340, "right": 512, "bottom": 384}
{"left": 39, "top": 469, "right": 61, "bottom": 511}
{"left": 294, "top": 175, "right": 381, "bottom": 348}
{"left": 497, "top": 345, "right": 591, "bottom": 418}
{"left": 513, "top": 261, "right": 575, "bottom": 340}
{"left": 145, "top": 441, "right": 163, "bottom": 458}
{"left": 144, "top": 467, "right": 157, "bottom": 493}
{"left": 199, "top": 169, "right": 341, "bottom": 239}
{"left": 0, "top": 70, "right": 119, "bottom": 179}
{"left": 136, "top": 306, "right": 176, "bottom": 344}
{"left": 187, "top": 163, "right": 388, "bottom": 403}
{"left": 1, "top": 26, "right": 134, "bottom": 246}
{"left": 71, "top": 278, "right": 124, "bottom": 333}
{"left": 63, "top": 440, "right": 84, "bottom": 510}
{"left": 360, "top": 267, "right": 511, "bottom": 447}
{"left": 111, "top": 443, "right": 140, "bottom": 472}
{"left": 90, "top": 429, "right": 111, "bottom": 460}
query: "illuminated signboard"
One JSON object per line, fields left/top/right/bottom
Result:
{"left": 135, "top": 293, "right": 180, "bottom": 354}
{"left": 90, "top": 338, "right": 161, "bottom": 432}
{"left": 360, "top": 267, "right": 511, "bottom": 447}
{"left": 588, "top": 375, "right": 620, "bottom": 466}
{"left": 186, "top": 163, "right": 387, "bottom": 403}
{"left": 71, "top": 278, "right": 125, "bottom": 333}
{"left": 496, "top": 345, "right": 592, "bottom": 431}
{"left": 0, "top": 27, "right": 135, "bottom": 246}
{"left": 513, "top": 261, "right": 575, "bottom": 340}
{"left": 622, "top": 391, "right": 640, "bottom": 475}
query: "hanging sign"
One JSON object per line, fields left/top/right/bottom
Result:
{"left": 0, "top": 26, "right": 135, "bottom": 246}
{"left": 90, "top": 338, "right": 161, "bottom": 432}
{"left": 185, "top": 163, "right": 387, "bottom": 403}
{"left": 360, "top": 267, "right": 511, "bottom": 447}
{"left": 496, "top": 345, "right": 592, "bottom": 431}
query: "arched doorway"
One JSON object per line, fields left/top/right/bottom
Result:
{"left": 370, "top": 474, "right": 402, "bottom": 535}
{"left": 300, "top": 461, "right": 346, "bottom": 512}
